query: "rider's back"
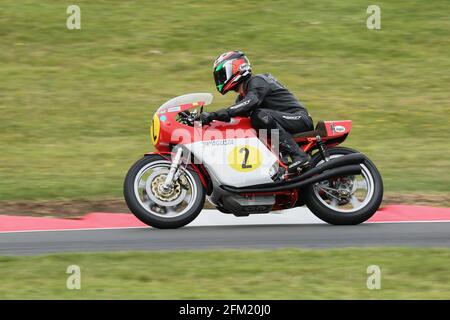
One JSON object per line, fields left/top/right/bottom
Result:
{"left": 237, "top": 73, "right": 308, "bottom": 114}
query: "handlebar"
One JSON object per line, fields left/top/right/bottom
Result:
{"left": 177, "top": 110, "right": 200, "bottom": 126}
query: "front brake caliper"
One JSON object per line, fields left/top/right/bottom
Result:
{"left": 178, "top": 174, "right": 190, "bottom": 189}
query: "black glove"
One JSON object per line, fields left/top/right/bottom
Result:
{"left": 198, "top": 110, "right": 231, "bottom": 125}
{"left": 199, "top": 112, "right": 215, "bottom": 125}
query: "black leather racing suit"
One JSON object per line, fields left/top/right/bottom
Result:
{"left": 213, "top": 74, "right": 313, "bottom": 161}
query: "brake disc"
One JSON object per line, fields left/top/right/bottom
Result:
{"left": 317, "top": 176, "right": 356, "bottom": 204}
{"left": 145, "top": 170, "right": 187, "bottom": 207}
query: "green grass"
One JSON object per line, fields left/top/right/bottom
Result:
{"left": 1, "top": 0, "right": 449, "bottom": 200}
{"left": 1, "top": 248, "right": 450, "bottom": 299}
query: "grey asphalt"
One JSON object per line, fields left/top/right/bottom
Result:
{"left": 1, "top": 222, "right": 450, "bottom": 255}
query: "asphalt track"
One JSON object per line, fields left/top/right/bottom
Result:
{"left": 1, "top": 220, "right": 450, "bottom": 255}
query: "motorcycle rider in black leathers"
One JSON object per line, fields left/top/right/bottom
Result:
{"left": 200, "top": 51, "right": 313, "bottom": 173}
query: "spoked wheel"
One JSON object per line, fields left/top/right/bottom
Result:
{"left": 303, "top": 147, "right": 383, "bottom": 225}
{"left": 124, "top": 155, "right": 205, "bottom": 229}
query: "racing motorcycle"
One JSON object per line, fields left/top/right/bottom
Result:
{"left": 124, "top": 93, "right": 383, "bottom": 229}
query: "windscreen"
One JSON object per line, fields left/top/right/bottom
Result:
{"left": 157, "top": 93, "right": 213, "bottom": 112}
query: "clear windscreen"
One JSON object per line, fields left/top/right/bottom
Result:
{"left": 157, "top": 93, "right": 213, "bottom": 112}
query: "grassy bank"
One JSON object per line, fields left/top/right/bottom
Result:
{"left": 1, "top": 248, "right": 450, "bottom": 299}
{"left": 1, "top": 0, "right": 449, "bottom": 200}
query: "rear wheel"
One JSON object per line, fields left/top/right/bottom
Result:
{"left": 303, "top": 147, "right": 383, "bottom": 225}
{"left": 124, "top": 155, "right": 205, "bottom": 229}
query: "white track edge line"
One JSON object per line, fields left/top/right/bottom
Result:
{"left": 1, "top": 219, "right": 450, "bottom": 234}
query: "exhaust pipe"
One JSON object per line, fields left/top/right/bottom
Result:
{"left": 221, "top": 153, "right": 366, "bottom": 192}
{"left": 290, "top": 153, "right": 366, "bottom": 182}
{"left": 222, "top": 164, "right": 362, "bottom": 193}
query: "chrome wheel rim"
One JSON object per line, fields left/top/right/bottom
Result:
{"left": 133, "top": 160, "right": 197, "bottom": 218}
{"left": 313, "top": 154, "right": 375, "bottom": 213}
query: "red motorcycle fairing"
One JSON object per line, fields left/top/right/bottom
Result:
{"left": 154, "top": 113, "right": 257, "bottom": 152}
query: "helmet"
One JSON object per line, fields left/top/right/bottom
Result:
{"left": 213, "top": 51, "right": 251, "bottom": 95}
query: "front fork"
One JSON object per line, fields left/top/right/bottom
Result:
{"left": 161, "top": 147, "right": 183, "bottom": 191}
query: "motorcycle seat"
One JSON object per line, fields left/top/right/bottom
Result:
{"left": 292, "top": 121, "right": 327, "bottom": 138}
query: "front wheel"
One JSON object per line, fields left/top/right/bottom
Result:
{"left": 303, "top": 147, "right": 383, "bottom": 225}
{"left": 123, "top": 155, "right": 205, "bottom": 229}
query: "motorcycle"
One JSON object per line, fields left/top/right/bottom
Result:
{"left": 124, "top": 93, "right": 383, "bottom": 229}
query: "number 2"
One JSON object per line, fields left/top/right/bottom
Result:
{"left": 240, "top": 147, "right": 252, "bottom": 169}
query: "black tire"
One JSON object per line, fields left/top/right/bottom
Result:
{"left": 303, "top": 147, "right": 383, "bottom": 225}
{"left": 123, "top": 155, "right": 205, "bottom": 229}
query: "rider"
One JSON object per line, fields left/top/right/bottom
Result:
{"left": 200, "top": 50, "right": 314, "bottom": 173}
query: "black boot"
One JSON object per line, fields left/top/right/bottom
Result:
{"left": 287, "top": 153, "right": 312, "bottom": 174}
{"left": 279, "top": 134, "right": 311, "bottom": 174}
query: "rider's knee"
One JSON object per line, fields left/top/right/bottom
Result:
{"left": 251, "top": 109, "right": 276, "bottom": 129}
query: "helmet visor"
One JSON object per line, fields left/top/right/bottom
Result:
{"left": 214, "top": 60, "right": 234, "bottom": 90}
